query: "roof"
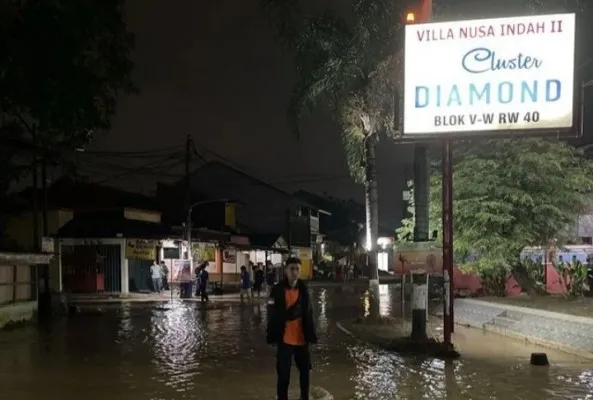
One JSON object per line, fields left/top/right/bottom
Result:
{"left": 181, "top": 161, "right": 310, "bottom": 234}
{"left": 291, "top": 190, "right": 331, "bottom": 215}
{"left": 249, "top": 233, "right": 284, "bottom": 248}
{"left": 293, "top": 191, "right": 394, "bottom": 241}
{"left": 58, "top": 211, "right": 171, "bottom": 239}
{"left": 16, "top": 177, "right": 160, "bottom": 213}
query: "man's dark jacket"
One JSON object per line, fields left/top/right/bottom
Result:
{"left": 266, "top": 279, "right": 318, "bottom": 345}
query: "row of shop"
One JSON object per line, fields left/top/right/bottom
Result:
{"left": 50, "top": 236, "right": 313, "bottom": 295}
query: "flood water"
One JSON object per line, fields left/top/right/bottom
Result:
{"left": 1, "top": 285, "right": 592, "bottom": 399}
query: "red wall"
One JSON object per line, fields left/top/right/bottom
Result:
{"left": 394, "top": 261, "right": 566, "bottom": 296}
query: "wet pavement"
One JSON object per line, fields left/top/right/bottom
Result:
{"left": 1, "top": 284, "right": 593, "bottom": 399}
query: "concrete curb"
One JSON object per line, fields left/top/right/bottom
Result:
{"left": 450, "top": 300, "right": 593, "bottom": 360}
{"left": 69, "top": 296, "right": 268, "bottom": 305}
{"left": 463, "top": 298, "right": 593, "bottom": 326}
{"left": 454, "top": 317, "right": 593, "bottom": 360}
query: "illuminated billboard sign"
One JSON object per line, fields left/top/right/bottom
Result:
{"left": 403, "top": 13, "right": 576, "bottom": 137}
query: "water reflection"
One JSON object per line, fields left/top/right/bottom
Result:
{"left": 379, "top": 284, "right": 390, "bottom": 317}
{"left": 150, "top": 303, "right": 203, "bottom": 390}
{"left": 0, "top": 286, "right": 590, "bottom": 399}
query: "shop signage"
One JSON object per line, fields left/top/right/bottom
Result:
{"left": 125, "top": 239, "right": 156, "bottom": 260}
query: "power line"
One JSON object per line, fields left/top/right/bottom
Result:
{"left": 76, "top": 144, "right": 184, "bottom": 157}
{"left": 91, "top": 154, "right": 186, "bottom": 185}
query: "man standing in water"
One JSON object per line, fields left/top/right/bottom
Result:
{"left": 240, "top": 265, "right": 252, "bottom": 302}
{"left": 267, "top": 257, "right": 317, "bottom": 400}
{"left": 198, "top": 263, "right": 209, "bottom": 303}
{"left": 253, "top": 264, "right": 265, "bottom": 298}
{"left": 150, "top": 260, "right": 162, "bottom": 293}
{"left": 160, "top": 261, "right": 169, "bottom": 291}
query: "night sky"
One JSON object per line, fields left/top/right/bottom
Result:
{"left": 92, "top": 0, "right": 411, "bottom": 229}
{"left": 88, "top": 0, "right": 593, "bottom": 231}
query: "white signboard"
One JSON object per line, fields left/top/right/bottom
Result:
{"left": 403, "top": 13, "right": 576, "bottom": 136}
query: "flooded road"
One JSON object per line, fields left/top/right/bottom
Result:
{"left": 1, "top": 285, "right": 592, "bottom": 399}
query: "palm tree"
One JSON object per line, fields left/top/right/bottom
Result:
{"left": 263, "top": 0, "right": 405, "bottom": 304}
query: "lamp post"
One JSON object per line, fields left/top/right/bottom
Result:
{"left": 186, "top": 199, "right": 230, "bottom": 271}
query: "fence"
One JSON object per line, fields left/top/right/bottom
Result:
{"left": 0, "top": 264, "right": 37, "bottom": 306}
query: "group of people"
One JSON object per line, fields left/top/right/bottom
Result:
{"left": 194, "top": 261, "right": 210, "bottom": 302}
{"left": 149, "top": 260, "right": 169, "bottom": 293}
{"left": 239, "top": 263, "right": 266, "bottom": 301}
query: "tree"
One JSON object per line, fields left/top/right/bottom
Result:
{"left": 0, "top": 0, "right": 137, "bottom": 246}
{"left": 263, "top": 0, "right": 405, "bottom": 299}
{"left": 402, "top": 138, "right": 593, "bottom": 295}
{"left": 0, "top": 0, "right": 136, "bottom": 141}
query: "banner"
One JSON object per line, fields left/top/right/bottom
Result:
{"left": 404, "top": 13, "right": 576, "bottom": 136}
{"left": 223, "top": 248, "right": 236, "bottom": 263}
{"left": 172, "top": 259, "right": 192, "bottom": 283}
{"left": 125, "top": 239, "right": 156, "bottom": 260}
{"left": 193, "top": 244, "right": 215, "bottom": 262}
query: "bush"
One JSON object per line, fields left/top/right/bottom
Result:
{"left": 479, "top": 267, "right": 508, "bottom": 297}
{"left": 522, "top": 258, "right": 546, "bottom": 290}
{"left": 462, "top": 261, "right": 508, "bottom": 297}
{"left": 553, "top": 257, "right": 589, "bottom": 298}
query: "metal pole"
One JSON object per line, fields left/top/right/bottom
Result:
{"left": 426, "top": 272, "right": 429, "bottom": 321}
{"left": 442, "top": 139, "right": 454, "bottom": 346}
{"left": 184, "top": 135, "right": 192, "bottom": 299}
{"left": 32, "top": 156, "right": 39, "bottom": 251}
{"left": 187, "top": 208, "right": 193, "bottom": 272}
{"left": 170, "top": 258, "right": 173, "bottom": 303}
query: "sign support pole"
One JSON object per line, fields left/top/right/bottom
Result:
{"left": 442, "top": 139, "right": 454, "bottom": 346}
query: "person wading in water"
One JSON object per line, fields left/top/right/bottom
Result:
{"left": 266, "top": 257, "right": 317, "bottom": 400}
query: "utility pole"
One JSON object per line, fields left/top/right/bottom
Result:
{"left": 442, "top": 140, "right": 454, "bottom": 347}
{"left": 41, "top": 156, "right": 48, "bottom": 237}
{"left": 412, "top": 0, "right": 432, "bottom": 244}
{"left": 32, "top": 156, "right": 39, "bottom": 251}
{"left": 405, "top": 0, "right": 434, "bottom": 342}
{"left": 285, "top": 208, "right": 292, "bottom": 253}
{"left": 37, "top": 154, "right": 52, "bottom": 317}
{"left": 185, "top": 135, "right": 192, "bottom": 266}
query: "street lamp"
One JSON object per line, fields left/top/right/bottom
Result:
{"left": 186, "top": 199, "right": 230, "bottom": 271}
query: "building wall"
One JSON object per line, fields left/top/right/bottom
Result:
{"left": 0, "top": 264, "right": 36, "bottom": 306}
{"left": 209, "top": 247, "right": 249, "bottom": 285}
{"left": 124, "top": 208, "right": 161, "bottom": 223}
{"left": 293, "top": 247, "right": 313, "bottom": 279}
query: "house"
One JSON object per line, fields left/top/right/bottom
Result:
{"left": 4, "top": 178, "right": 183, "bottom": 295}
{"left": 165, "top": 161, "right": 328, "bottom": 279}
{"left": 294, "top": 190, "right": 395, "bottom": 273}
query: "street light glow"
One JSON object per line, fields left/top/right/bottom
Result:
{"left": 406, "top": 12, "right": 415, "bottom": 23}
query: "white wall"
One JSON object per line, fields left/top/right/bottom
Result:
{"left": 271, "top": 253, "right": 283, "bottom": 265}
{"left": 221, "top": 248, "right": 249, "bottom": 273}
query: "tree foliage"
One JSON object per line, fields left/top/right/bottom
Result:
{"left": 262, "top": 0, "right": 405, "bottom": 181}
{"left": 401, "top": 139, "right": 593, "bottom": 291}
{"left": 0, "top": 0, "right": 137, "bottom": 148}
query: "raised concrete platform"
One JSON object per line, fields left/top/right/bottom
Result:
{"left": 437, "top": 298, "right": 593, "bottom": 359}
{"left": 68, "top": 291, "right": 268, "bottom": 305}
{"left": 0, "top": 301, "right": 37, "bottom": 329}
